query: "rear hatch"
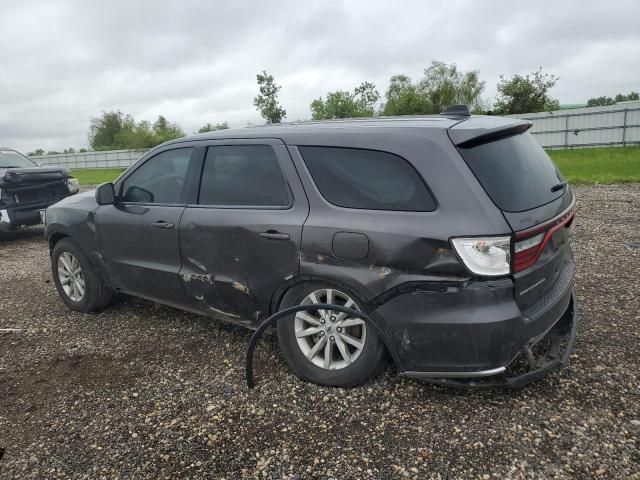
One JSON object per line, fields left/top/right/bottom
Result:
{"left": 450, "top": 118, "right": 575, "bottom": 310}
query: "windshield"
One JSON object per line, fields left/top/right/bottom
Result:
{"left": 0, "top": 149, "right": 37, "bottom": 168}
{"left": 457, "top": 132, "right": 565, "bottom": 213}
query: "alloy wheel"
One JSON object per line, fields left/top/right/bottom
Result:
{"left": 294, "top": 288, "right": 367, "bottom": 370}
{"left": 57, "top": 252, "right": 85, "bottom": 302}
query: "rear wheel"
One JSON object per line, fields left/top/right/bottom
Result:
{"left": 277, "top": 283, "right": 386, "bottom": 387}
{"left": 51, "top": 238, "right": 113, "bottom": 312}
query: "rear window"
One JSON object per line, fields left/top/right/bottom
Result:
{"left": 198, "top": 145, "right": 290, "bottom": 207}
{"left": 298, "top": 146, "right": 436, "bottom": 211}
{"left": 458, "top": 132, "right": 565, "bottom": 212}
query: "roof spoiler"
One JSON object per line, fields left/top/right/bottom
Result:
{"left": 440, "top": 105, "right": 471, "bottom": 117}
{"left": 456, "top": 123, "right": 532, "bottom": 148}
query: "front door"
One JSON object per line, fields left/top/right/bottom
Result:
{"left": 178, "top": 140, "right": 309, "bottom": 324}
{"left": 96, "top": 146, "right": 197, "bottom": 306}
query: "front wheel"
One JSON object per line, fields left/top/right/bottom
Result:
{"left": 51, "top": 238, "right": 113, "bottom": 312}
{"left": 277, "top": 283, "right": 386, "bottom": 387}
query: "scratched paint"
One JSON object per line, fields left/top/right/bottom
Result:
{"left": 208, "top": 306, "right": 240, "bottom": 318}
{"left": 187, "top": 257, "right": 207, "bottom": 271}
{"left": 232, "top": 281, "right": 251, "bottom": 295}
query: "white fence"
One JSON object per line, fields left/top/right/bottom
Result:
{"left": 33, "top": 149, "right": 147, "bottom": 170}
{"left": 29, "top": 102, "right": 640, "bottom": 169}
{"left": 510, "top": 100, "right": 640, "bottom": 149}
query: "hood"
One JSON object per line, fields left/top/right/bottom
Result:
{"left": 0, "top": 166, "right": 70, "bottom": 185}
{"left": 53, "top": 188, "right": 95, "bottom": 206}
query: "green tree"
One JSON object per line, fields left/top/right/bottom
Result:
{"left": 586, "top": 96, "right": 615, "bottom": 107}
{"left": 88, "top": 111, "right": 184, "bottom": 150}
{"left": 253, "top": 70, "right": 286, "bottom": 123}
{"left": 382, "top": 74, "right": 432, "bottom": 115}
{"left": 89, "top": 110, "right": 136, "bottom": 150}
{"left": 418, "top": 61, "right": 486, "bottom": 113}
{"left": 115, "top": 120, "right": 155, "bottom": 149}
{"left": 587, "top": 91, "right": 639, "bottom": 107}
{"left": 310, "top": 81, "right": 380, "bottom": 120}
{"left": 30, "top": 148, "right": 45, "bottom": 156}
{"left": 493, "top": 67, "right": 560, "bottom": 114}
{"left": 381, "top": 62, "right": 486, "bottom": 116}
{"left": 152, "top": 115, "right": 185, "bottom": 144}
{"left": 198, "top": 121, "right": 229, "bottom": 133}
{"left": 615, "top": 91, "right": 639, "bottom": 102}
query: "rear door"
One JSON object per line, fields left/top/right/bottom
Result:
{"left": 178, "top": 139, "right": 309, "bottom": 324}
{"left": 97, "top": 146, "right": 200, "bottom": 306}
{"left": 455, "top": 128, "right": 575, "bottom": 310}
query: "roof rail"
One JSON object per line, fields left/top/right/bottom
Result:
{"left": 440, "top": 105, "right": 471, "bottom": 116}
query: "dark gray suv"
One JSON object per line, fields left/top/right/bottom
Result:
{"left": 44, "top": 110, "right": 577, "bottom": 388}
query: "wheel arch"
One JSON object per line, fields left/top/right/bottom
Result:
{"left": 270, "top": 275, "right": 403, "bottom": 370}
{"left": 270, "top": 275, "right": 371, "bottom": 314}
{"left": 48, "top": 231, "right": 69, "bottom": 253}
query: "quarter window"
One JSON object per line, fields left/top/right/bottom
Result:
{"left": 198, "top": 145, "right": 290, "bottom": 207}
{"left": 298, "top": 146, "right": 436, "bottom": 211}
{"left": 121, "top": 148, "right": 193, "bottom": 204}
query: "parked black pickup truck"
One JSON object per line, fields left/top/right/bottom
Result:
{"left": 0, "top": 148, "right": 79, "bottom": 231}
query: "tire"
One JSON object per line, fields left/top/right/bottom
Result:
{"left": 277, "top": 282, "right": 386, "bottom": 387}
{"left": 51, "top": 238, "right": 113, "bottom": 312}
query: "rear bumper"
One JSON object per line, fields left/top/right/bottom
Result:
{"left": 0, "top": 202, "right": 51, "bottom": 230}
{"left": 403, "top": 292, "right": 577, "bottom": 387}
{"left": 371, "top": 259, "right": 576, "bottom": 387}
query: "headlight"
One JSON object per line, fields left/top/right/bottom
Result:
{"left": 66, "top": 178, "right": 80, "bottom": 193}
{"left": 451, "top": 236, "right": 511, "bottom": 276}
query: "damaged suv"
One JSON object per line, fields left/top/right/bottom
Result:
{"left": 44, "top": 107, "right": 577, "bottom": 388}
{"left": 0, "top": 148, "right": 79, "bottom": 231}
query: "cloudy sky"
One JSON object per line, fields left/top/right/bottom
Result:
{"left": 1, "top": 0, "right": 639, "bottom": 152}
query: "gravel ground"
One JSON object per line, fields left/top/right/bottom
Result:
{"left": 1, "top": 184, "right": 639, "bottom": 479}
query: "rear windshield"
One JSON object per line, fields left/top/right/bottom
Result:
{"left": 0, "top": 150, "right": 36, "bottom": 168}
{"left": 458, "top": 132, "right": 565, "bottom": 212}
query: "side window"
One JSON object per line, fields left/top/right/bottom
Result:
{"left": 120, "top": 148, "right": 193, "bottom": 204}
{"left": 298, "top": 146, "right": 436, "bottom": 211}
{"left": 198, "top": 145, "right": 290, "bottom": 207}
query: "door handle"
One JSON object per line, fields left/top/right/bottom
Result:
{"left": 152, "top": 221, "right": 175, "bottom": 229}
{"left": 260, "top": 231, "right": 290, "bottom": 240}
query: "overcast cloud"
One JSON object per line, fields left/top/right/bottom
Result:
{"left": 1, "top": 0, "right": 639, "bottom": 152}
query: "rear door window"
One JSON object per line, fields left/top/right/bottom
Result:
{"left": 198, "top": 145, "right": 290, "bottom": 207}
{"left": 457, "top": 132, "right": 565, "bottom": 212}
{"left": 298, "top": 146, "right": 436, "bottom": 211}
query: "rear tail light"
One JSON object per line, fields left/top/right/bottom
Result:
{"left": 512, "top": 236, "right": 544, "bottom": 273}
{"left": 453, "top": 202, "right": 576, "bottom": 276}
{"left": 451, "top": 236, "right": 511, "bottom": 276}
{"left": 512, "top": 206, "right": 575, "bottom": 273}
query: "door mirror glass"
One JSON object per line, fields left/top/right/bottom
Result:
{"left": 95, "top": 182, "right": 115, "bottom": 205}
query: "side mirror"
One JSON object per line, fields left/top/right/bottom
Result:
{"left": 95, "top": 182, "right": 115, "bottom": 205}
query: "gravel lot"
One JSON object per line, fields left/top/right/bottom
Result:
{"left": 1, "top": 184, "right": 639, "bottom": 479}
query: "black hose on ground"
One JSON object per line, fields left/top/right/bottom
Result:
{"left": 245, "top": 303, "right": 385, "bottom": 389}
